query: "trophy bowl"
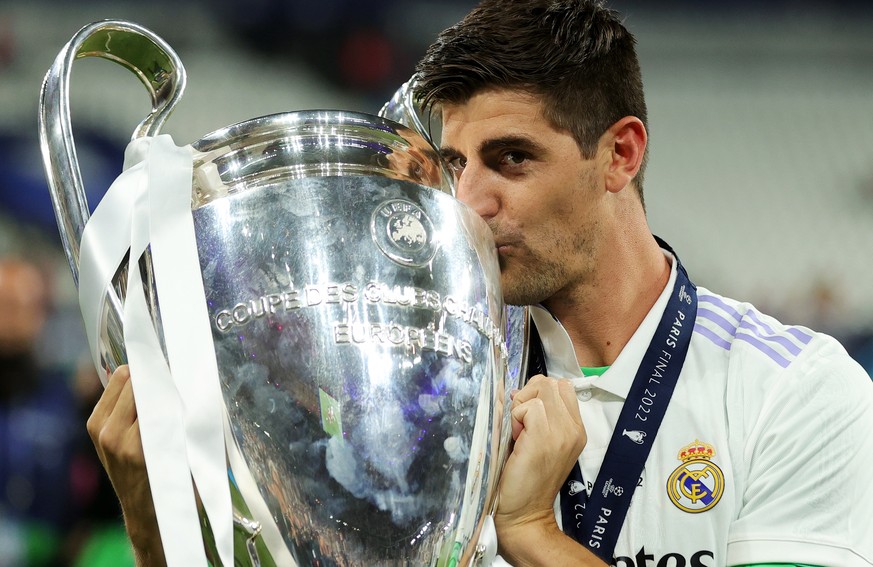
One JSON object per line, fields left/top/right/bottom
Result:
{"left": 39, "top": 20, "right": 528, "bottom": 567}
{"left": 190, "top": 110, "right": 510, "bottom": 566}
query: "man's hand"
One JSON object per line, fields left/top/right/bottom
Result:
{"left": 495, "top": 374, "right": 605, "bottom": 566}
{"left": 87, "top": 365, "right": 165, "bottom": 566}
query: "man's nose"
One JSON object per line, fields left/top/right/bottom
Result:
{"left": 454, "top": 164, "right": 499, "bottom": 221}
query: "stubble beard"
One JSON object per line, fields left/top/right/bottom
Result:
{"left": 500, "top": 245, "right": 567, "bottom": 305}
{"left": 498, "top": 223, "right": 598, "bottom": 307}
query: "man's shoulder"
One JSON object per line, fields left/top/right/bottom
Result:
{"left": 691, "top": 287, "right": 872, "bottom": 419}
{"left": 693, "top": 286, "right": 857, "bottom": 373}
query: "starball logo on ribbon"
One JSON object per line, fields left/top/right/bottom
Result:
{"left": 602, "top": 478, "right": 624, "bottom": 498}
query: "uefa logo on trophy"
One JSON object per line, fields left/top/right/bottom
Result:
{"left": 39, "top": 20, "right": 529, "bottom": 566}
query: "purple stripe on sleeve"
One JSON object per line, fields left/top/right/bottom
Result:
{"left": 735, "top": 332, "right": 791, "bottom": 368}
{"left": 738, "top": 320, "right": 802, "bottom": 356}
{"left": 698, "top": 294, "right": 742, "bottom": 322}
{"left": 694, "top": 323, "right": 732, "bottom": 351}
{"left": 698, "top": 294, "right": 809, "bottom": 365}
{"left": 697, "top": 307, "right": 740, "bottom": 337}
{"left": 745, "top": 309, "right": 776, "bottom": 335}
{"left": 786, "top": 326, "right": 814, "bottom": 345}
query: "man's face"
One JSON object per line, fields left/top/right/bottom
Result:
{"left": 0, "top": 260, "right": 47, "bottom": 355}
{"left": 440, "top": 89, "right": 606, "bottom": 306}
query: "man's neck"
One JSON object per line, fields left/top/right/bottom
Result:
{"left": 541, "top": 232, "right": 670, "bottom": 368}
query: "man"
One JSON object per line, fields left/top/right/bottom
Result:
{"left": 0, "top": 257, "right": 81, "bottom": 566}
{"left": 410, "top": 1, "right": 873, "bottom": 565}
{"left": 89, "top": 1, "right": 873, "bottom": 566}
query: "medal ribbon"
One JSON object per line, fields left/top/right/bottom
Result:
{"left": 560, "top": 241, "right": 697, "bottom": 563}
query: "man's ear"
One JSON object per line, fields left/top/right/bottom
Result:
{"left": 602, "top": 116, "right": 647, "bottom": 194}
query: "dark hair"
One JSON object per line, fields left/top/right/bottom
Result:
{"left": 414, "top": 0, "right": 649, "bottom": 204}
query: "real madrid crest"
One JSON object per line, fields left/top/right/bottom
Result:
{"left": 666, "top": 439, "right": 724, "bottom": 513}
{"left": 371, "top": 199, "right": 439, "bottom": 268}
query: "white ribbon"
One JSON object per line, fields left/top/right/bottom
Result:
{"left": 78, "top": 135, "right": 232, "bottom": 566}
{"left": 78, "top": 141, "right": 144, "bottom": 381}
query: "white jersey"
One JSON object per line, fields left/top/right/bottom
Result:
{"left": 516, "top": 254, "right": 873, "bottom": 566}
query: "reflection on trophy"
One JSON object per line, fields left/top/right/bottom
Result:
{"left": 39, "top": 20, "right": 528, "bottom": 567}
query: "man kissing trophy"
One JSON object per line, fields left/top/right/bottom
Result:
{"left": 39, "top": 20, "right": 529, "bottom": 567}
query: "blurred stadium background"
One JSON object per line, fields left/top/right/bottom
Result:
{"left": 0, "top": 0, "right": 872, "bottom": 563}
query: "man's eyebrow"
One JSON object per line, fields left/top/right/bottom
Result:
{"left": 439, "top": 136, "right": 548, "bottom": 160}
{"left": 439, "top": 145, "right": 461, "bottom": 160}
{"left": 479, "top": 135, "right": 548, "bottom": 155}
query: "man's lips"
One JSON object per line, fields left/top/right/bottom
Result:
{"left": 495, "top": 240, "right": 519, "bottom": 255}
{"left": 490, "top": 225, "right": 521, "bottom": 254}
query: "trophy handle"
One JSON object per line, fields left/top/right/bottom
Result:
{"left": 379, "top": 77, "right": 432, "bottom": 144}
{"left": 38, "top": 19, "right": 186, "bottom": 289}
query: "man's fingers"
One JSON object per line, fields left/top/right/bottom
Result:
{"left": 513, "top": 375, "right": 580, "bottom": 423}
{"left": 91, "top": 365, "right": 130, "bottom": 417}
{"left": 510, "top": 397, "right": 547, "bottom": 441}
{"left": 88, "top": 365, "right": 140, "bottom": 463}
{"left": 107, "top": 371, "right": 138, "bottom": 429}
{"left": 87, "top": 365, "right": 129, "bottom": 439}
{"left": 511, "top": 402, "right": 524, "bottom": 440}
{"left": 509, "top": 375, "right": 587, "bottom": 460}
{"left": 511, "top": 374, "right": 551, "bottom": 405}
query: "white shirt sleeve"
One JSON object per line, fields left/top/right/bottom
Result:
{"left": 726, "top": 339, "right": 873, "bottom": 566}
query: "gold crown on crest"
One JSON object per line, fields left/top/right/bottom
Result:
{"left": 678, "top": 439, "right": 715, "bottom": 461}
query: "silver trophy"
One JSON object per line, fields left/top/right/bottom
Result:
{"left": 39, "top": 20, "right": 528, "bottom": 566}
